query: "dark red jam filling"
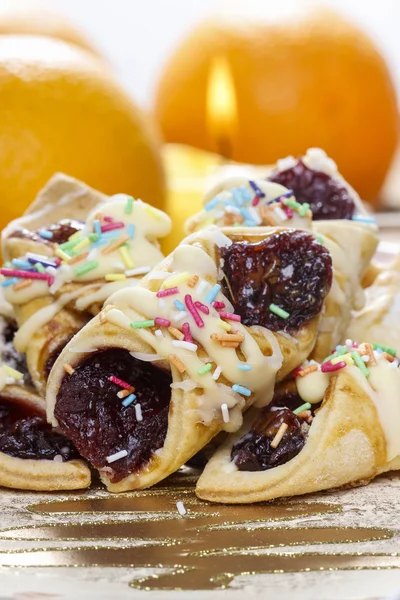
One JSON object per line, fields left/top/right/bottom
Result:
{"left": 267, "top": 159, "right": 356, "bottom": 220}
{"left": 231, "top": 387, "right": 313, "bottom": 472}
{"left": 44, "top": 333, "right": 77, "bottom": 381}
{"left": 0, "top": 396, "right": 79, "bottom": 461}
{"left": 9, "top": 219, "right": 85, "bottom": 245}
{"left": 0, "top": 318, "right": 32, "bottom": 388}
{"left": 55, "top": 349, "right": 172, "bottom": 483}
{"left": 220, "top": 230, "right": 332, "bottom": 333}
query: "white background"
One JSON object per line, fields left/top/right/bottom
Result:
{"left": 46, "top": 0, "right": 400, "bottom": 108}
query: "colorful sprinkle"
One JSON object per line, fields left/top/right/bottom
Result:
{"left": 182, "top": 322, "right": 193, "bottom": 343}
{"left": 185, "top": 294, "right": 204, "bottom": 328}
{"left": 162, "top": 272, "right": 190, "bottom": 289}
{"left": 135, "top": 404, "right": 143, "bottom": 421}
{"left": 237, "top": 364, "right": 252, "bottom": 371}
{"left": 122, "top": 393, "right": 136, "bottom": 407}
{"left": 270, "top": 422, "right": 288, "bottom": 448}
{"left": 232, "top": 384, "right": 251, "bottom": 397}
{"left": 293, "top": 402, "right": 312, "bottom": 415}
{"left": 72, "top": 237, "right": 90, "bottom": 253}
{"left": 219, "top": 311, "right": 241, "bottom": 322}
{"left": 124, "top": 196, "right": 134, "bottom": 214}
{"left": 187, "top": 274, "right": 199, "bottom": 288}
{"left": 174, "top": 299, "right": 186, "bottom": 311}
{"left": 372, "top": 343, "right": 397, "bottom": 357}
{"left": 221, "top": 403, "right": 230, "bottom": 423}
{"left": 13, "top": 279, "right": 32, "bottom": 291}
{"left": 101, "top": 222, "right": 125, "bottom": 233}
{"left": 212, "top": 365, "right": 222, "bottom": 380}
{"left": 144, "top": 205, "right": 161, "bottom": 220}
{"left": 205, "top": 284, "right": 221, "bottom": 305}
{"left": 249, "top": 180, "right": 266, "bottom": 198}
{"left": 352, "top": 351, "right": 370, "bottom": 377}
{"left": 106, "top": 449, "right": 128, "bottom": 463}
{"left": 156, "top": 286, "right": 179, "bottom": 298}
{"left": 194, "top": 301, "right": 210, "bottom": 315}
{"left": 34, "top": 263, "right": 46, "bottom": 274}
{"left": 109, "top": 375, "right": 132, "bottom": 390}
{"left": 168, "top": 354, "right": 186, "bottom": 373}
{"left": 321, "top": 360, "right": 347, "bottom": 373}
{"left": 11, "top": 259, "right": 33, "bottom": 270}
{"left": 102, "top": 234, "right": 130, "bottom": 255}
{"left": 172, "top": 340, "right": 198, "bottom": 352}
{"left": 55, "top": 248, "right": 72, "bottom": 261}
{"left": 105, "top": 273, "right": 126, "bottom": 282}
{"left": 39, "top": 229, "right": 53, "bottom": 240}
{"left": 119, "top": 246, "right": 135, "bottom": 270}
{"left": 352, "top": 215, "right": 376, "bottom": 224}
{"left": 74, "top": 261, "right": 99, "bottom": 277}
{"left": 269, "top": 304, "right": 290, "bottom": 319}
{"left": 1, "top": 278, "right": 19, "bottom": 287}
{"left": 299, "top": 202, "right": 310, "bottom": 217}
{"left": 168, "top": 326, "right": 184, "bottom": 340}
{"left": 127, "top": 224, "right": 135, "bottom": 239}
{"left": 197, "top": 363, "right": 213, "bottom": 375}
{"left": 212, "top": 301, "right": 226, "bottom": 310}
{"left": 154, "top": 317, "right": 171, "bottom": 327}
{"left": 27, "top": 254, "right": 59, "bottom": 268}
{"left": 68, "top": 251, "right": 89, "bottom": 265}
{"left": 0, "top": 268, "right": 51, "bottom": 283}
{"left": 217, "top": 320, "right": 231, "bottom": 332}
{"left": 130, "top": 319, "right": 155, "bottom": 329}
{"left": 93, "top": 219, "right": 102, "bottom": 236}
{"left": 64, "top": 364, "right": 75, "bottom": 375}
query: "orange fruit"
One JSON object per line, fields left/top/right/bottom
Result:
{"left": 0, "top": 0, "right": 98, "bottom": 55}
{"left": 0, "top": 35, "right": 165, "bottom": 230}
{"left": 154, "top": 6, "right": 399, "bottom": 203}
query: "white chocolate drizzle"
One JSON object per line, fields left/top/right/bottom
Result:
{"left": 105, "top": 236, "right": 283, "bottom": 431}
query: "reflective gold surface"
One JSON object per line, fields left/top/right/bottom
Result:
{"left": 1, "top": 479, "right": 399, "bottom": 591}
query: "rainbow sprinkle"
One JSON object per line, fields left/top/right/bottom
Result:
{"left": 197, "top": 363, "right": 213, "bottom": 375}
{"left": 293, "top": 402, "right": 312, "bottom": 415}
{"left": 232, "top": 384, "right": 251, "bottom": 397}
{"left": 205, "top": 284, "right": 221, "bottom": 304}
{"left": 122, "top": 393, "right": 136, "bottom": 407}
{"left": 269, "top": 304, "right": 290, "bottom": 319}
{"left": 130, "top": 319, "right": 155, "bottom": 329}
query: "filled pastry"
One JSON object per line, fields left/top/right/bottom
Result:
{"left": 347, "top": 256, "right": 400, "bottom": 354}
{"left": 185, "top": 148, "right": 370, "bottom": 234}
{"left": 0, "top": 297, "right": 90, "bottom": 491}
{"left": 46, "top": 220, "right": 375, "bottom": 492}
{"left": 0, "top": 173, "right": 171, "bottom": 393}
{"left": 196, "top": 341, "right": 400, "bottom": 503}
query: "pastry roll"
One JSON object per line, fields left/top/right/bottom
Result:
{"left": 347, "top": 256, "right": 400, "bottom": 355}
{"left": 185, "top": 148, "right": 369, "bottom": 235}
{"left": 0, "top": 381, "right": 90, "bottom": 491}
{"left": 46, "top": 226, "right": 334, "bottom": 492}
{"left": 1, "top": 173, "right": 171, "bottom": 393}
{"left": 196, "top": 342, "right": 399, "bottom": 503}
{"left": 0, "top": 298, "right": 90, "bottom": 491}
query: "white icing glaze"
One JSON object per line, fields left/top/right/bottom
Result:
{"left": 13, "top": 287, "right": 98, "bottom": 353}
{"left": 3, "top": 196, "right": 171, "bottom": 307}
{"left": 296, "top": 370, "right": 330, "bottom": 404}
{"left": 2, "top": 195, "right": 171, "bottom": 350}
{"left": 105, "top": 238, "right": 283, "bottom": 431}
{"left": 295, "top": 347, "right": 400, "bottom": 462}
{"left": 185, "top": 177, "right": 313, "bottom": 234}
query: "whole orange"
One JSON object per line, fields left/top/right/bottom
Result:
{"left": 0, "top": 35, "right": 165, "bottom": 230}
{"left": 154, "top": 6, "right": 399, "bottom": 203}
{"left": 0, "top": 0, "right": 98, "bottom": 55}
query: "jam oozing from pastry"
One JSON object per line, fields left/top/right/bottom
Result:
{"left": 231, "top": 407, "right": 307, "bottom": 471}
{"left": 9, "top": 219, "right": 85, "bottom": 245}
{"left": 55, "top": 349, "right": 172, "bottom": 483}
{"left": 231, "top": 383, "right": 314, "bottom": 472}
{"left": 0, "top": 396, "right": 79, "bottom": 461}
{"left": 44, "top": 333, "right": 77, "bottom": 381}
{"left": 220, "top": 231, "right": 332, "bottom": 332}
{"left": 267, "top": 159, "right": 356, "bottom": 220}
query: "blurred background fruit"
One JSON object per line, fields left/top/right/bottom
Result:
{"left": 0, "top": 34, "right": 165, "bottom": 230}
{"left": 0, "top": 0, "right": 99, "bottom": 55}
{"left": 154, "top": 3, "right": 399, "bottom": 205}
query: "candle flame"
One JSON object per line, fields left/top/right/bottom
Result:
{"left": 206, "top": 55, "right": 237, "bottom": 157}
